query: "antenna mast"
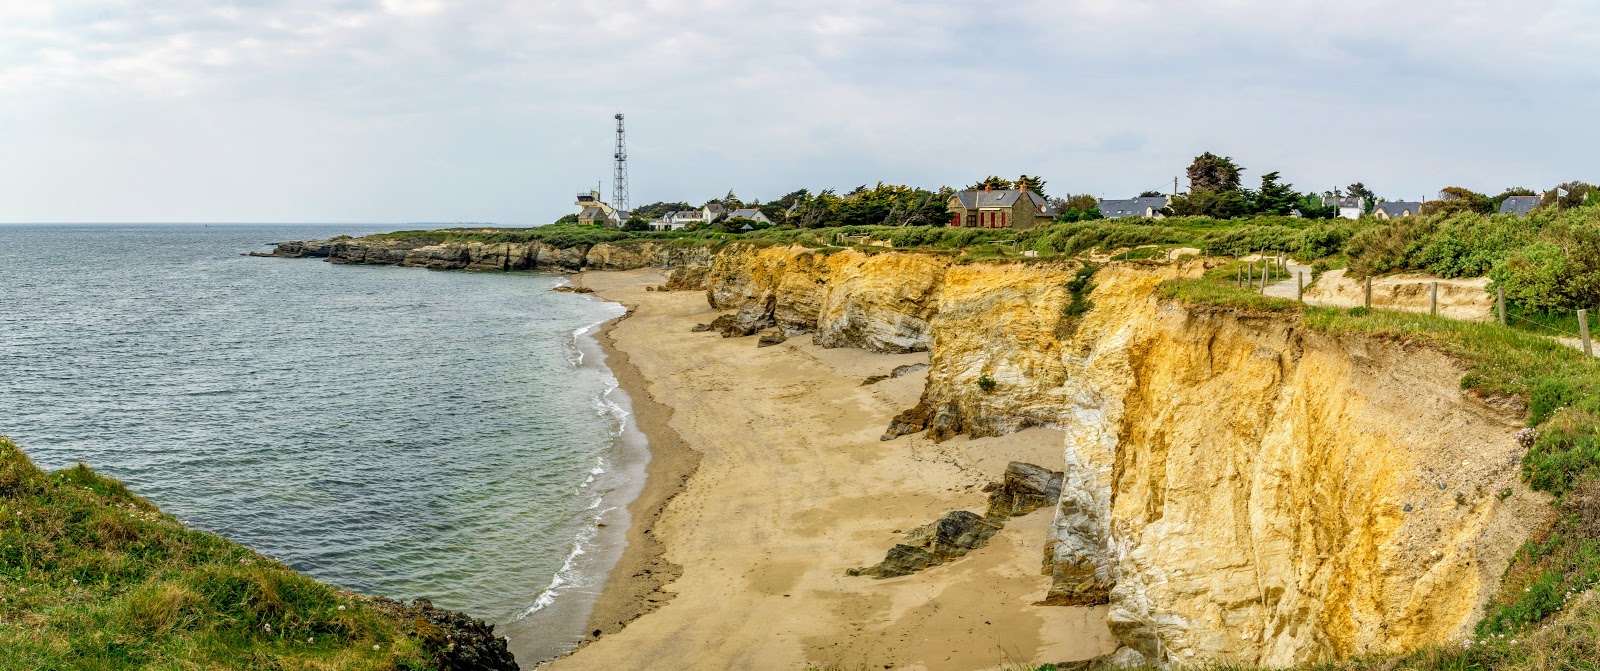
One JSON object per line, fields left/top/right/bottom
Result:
{"left": 612, "top": 113, "right": 629, "bottom": 213}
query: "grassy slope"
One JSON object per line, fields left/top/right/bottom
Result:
{"left": 0, "top": 437, "right": 435, "bottom": 671}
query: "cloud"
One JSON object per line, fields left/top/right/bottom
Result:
{"left": 1, "top": 0, "right": 1597, "bottom": 222}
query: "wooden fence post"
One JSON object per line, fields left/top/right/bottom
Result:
{"left": 1581, "top": 309, "right": 1593, "bottom": 357}
{"left": 1260, "top": 262, "right": 1269, "bottom": 293}
{"left": 1247, "top": 262, "right": 1254, "bottom": 289}
{"left": 1430, "top": 281, "right": 1438, "bottom": 317}
{"left": 1498, "top": 287, "right": 1507, "bottom": 326}
{"left": 1297, "top": 272, "right": 1304, "bottom": 302}
{"left": 1237, "top": 264, "right": 1243, "bottom": 288}
{"left": 1364, "top": 277, "right": 1372, "bottom": 308}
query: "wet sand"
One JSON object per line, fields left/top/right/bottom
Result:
{"left": 547, "top": 268, "right": 1114, "bottom": 671}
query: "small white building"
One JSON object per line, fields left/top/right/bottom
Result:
{"left": 1323, "top": 196, "right": 1366, "bottom": 220}
{"left": 649, "top": 204, "right": 730, "bottom": 231}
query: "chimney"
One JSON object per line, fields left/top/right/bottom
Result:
{"left": 1019, "top": 176, "right": 1027, "bottom": 193}
{"left": 985, "top": 184, "right": 992, "bottom": 193}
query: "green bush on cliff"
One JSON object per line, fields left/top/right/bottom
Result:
{"left": 0, "top": 437, "right": 439, "bottom": 670}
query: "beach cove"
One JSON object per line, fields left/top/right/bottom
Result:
{"left": 556, "top": 268, "right": 1116, "bottom": 671}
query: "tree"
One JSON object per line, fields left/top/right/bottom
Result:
{"left": 1421, "top": 187, "right": 1492, "bottom": 216}
{"left": 1167, "top": 189, "right": 1253, "bottom": 219}
{"left": 631, "top": 201, "right": 692, "bottom": 219}
{"left": 1063, "top": 194, "right": 1098, "bottom": 211}
{"left": 1186, "top": 152, "right": 1243, "bottom": 193}
{"left": 1254, "top": 171, "right": 1300, "bottom": 216}
{"left": 1139, "top": 190, "right": 1165, "bottom": 198}
{"left": 621, "top": 215, "right": 651, "bottom": 232}
{"left": 1295, "top": 194, "right": 1337, "bottom": 219}
{"left": 1055, "top": 208, "right": 1103, "bottom": 223}
{"left": 715, "top": 217, "right": 757, "bottom": 233}
{"left": 1540, "top": 181, "right": 1597, "bottom": 209}
{"left": 553, "top": 213, "right": 579, "bottom": 225}
{"left": 1015, "top": 174, "right": 1047, "bottom": 197}
{"left": 1345, "top": 182, "right": 1377, "bottom": 208}
{"left": 967, "top": 176, "right": 1013, "bottom": 191}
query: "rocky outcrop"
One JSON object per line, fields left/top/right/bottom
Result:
{"left": 374, "top": 597, "right": 519, "bottom": 671}
{"left": 813, "top": 253, "right": 950, "bottom": 352}
{"left": 847, "top": 510, "right": 1003, "bottom": 579}
{"left": 984, "top": 462, "right": 1064, "bottom": 519}
{"left": 256, "top": 235, "right": 714, "bottom": 273}
{"left": 664, "top": 265, "right": 709, "bottom": 291}
{"left": 881, "top": 262, "right": 1085, "bottom": 442}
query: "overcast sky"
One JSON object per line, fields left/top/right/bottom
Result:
{"left": 2, "top": 1, "right": 1597, "bottom": 224}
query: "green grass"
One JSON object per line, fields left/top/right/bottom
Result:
{"left": 0, "top": 437, "right": 438, "bottom": 670}
{"left": 1155, "top": 260, "right": 1302, "bottom": 313}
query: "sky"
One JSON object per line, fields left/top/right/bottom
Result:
{"left": 2, "top": 1, "right": 1597, "bottom": 224}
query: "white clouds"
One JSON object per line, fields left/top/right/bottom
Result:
{"left": 0, "top": 0, "right": 1596, "bottom": 222}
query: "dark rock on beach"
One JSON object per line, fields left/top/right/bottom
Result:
{"left": 847, "top": 510, "right": 1002, "bottom": 579}
{"left": 984, "top": 462, "right": 1064, "bottom": 519}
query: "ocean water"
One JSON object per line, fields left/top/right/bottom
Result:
{"left": 0, "top": 224, "right": 646, "bottom": 664}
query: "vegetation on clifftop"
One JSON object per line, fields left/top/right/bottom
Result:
{"left": 0, "top": 436, "right": 481, "bottom": 671}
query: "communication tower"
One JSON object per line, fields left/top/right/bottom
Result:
{"left": 612, "top": 113, "right": 629, "bottom": 213}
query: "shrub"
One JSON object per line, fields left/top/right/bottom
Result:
{"left": 976, "top": 375, "right": 997, "bottom": 393}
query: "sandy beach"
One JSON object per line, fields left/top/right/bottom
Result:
{"left": 547, "top": 269, "right": 1114, "bottom": 671}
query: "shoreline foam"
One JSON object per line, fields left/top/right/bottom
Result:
{"left": 569, "top": 270, "right": 704, "bottom": 647}
{"left": 502, "top": 296, "right": 658, "bottom": 666}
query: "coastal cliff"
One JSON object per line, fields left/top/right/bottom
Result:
{"left": 260, "top": 235, "right": 1555, "bottom": 668}
{"left": 691, "top": 247, "right": 1548, "bottom": 667}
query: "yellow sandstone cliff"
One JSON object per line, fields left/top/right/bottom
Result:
{"left": 696, "top": 246, "right": 1548, "bottom": 667}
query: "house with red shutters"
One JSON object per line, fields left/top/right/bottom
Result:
{"left": 947, "top": 184, "right": 1051, "bottom": 229}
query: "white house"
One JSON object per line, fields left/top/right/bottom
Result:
{"left": 1323, "top": 196, "right": 1366, "bottom": 220}
{"left": 648, "top": 203, "right": 730, "bottom": 231}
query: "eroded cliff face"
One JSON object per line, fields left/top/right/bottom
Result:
{"left": 1039, "top": 267, "right": 1547, "bottom": 667}
{"left": 703, "top": 245, "right": 957, "bottom": 350}
{"left": 699, "top": 249, "right": 1545, "bottom": 666}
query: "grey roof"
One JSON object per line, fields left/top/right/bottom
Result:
{"left": 1499, "top": 195, "right": 1542, "bottom": 217}
{"left": 1097, "top": 196, "right": 1169, "bottom": 218}
{"left": 579, "top": 206, "right": 607, "bottom": 219}
{"left": 954, "top": 189, "right": 1047, "bottom": 209}
{"left": 1323, "top": 196, "right": 1365, "bottom": 209}
{"left": 1371, "top": 201, "right": 1423, "bottom": 218}
{"left": 729, "top": 208, "right": 764, "bottom": 219}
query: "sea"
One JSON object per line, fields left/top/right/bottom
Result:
{"left": 0, "top": 223, "right": 648, "bottom": 665}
